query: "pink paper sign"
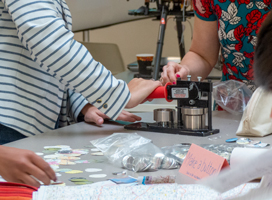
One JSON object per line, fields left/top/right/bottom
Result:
{"left": 179, "top": 143, "right": 229, "bottom": 180}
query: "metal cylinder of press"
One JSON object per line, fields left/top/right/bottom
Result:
{"left": 154, "top": 108, "right": 175, "bottom": 127}
{"left": 181, "top": 107, "right": 207, "bottom": 130}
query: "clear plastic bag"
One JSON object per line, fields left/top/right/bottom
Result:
{"left": 122, "top": 143, "right": 164, "bottom": 172}
{"left": 90, "top": 133, "right": 152, "bottom": 167}
{"left": 213, "top": 80, "right": 253, "bottom": 115}
{"left": 91, "top": 133, "right": 176, "bottom": 172}
{"left": 161, "top": 143, "right": 191, "bottom": 166}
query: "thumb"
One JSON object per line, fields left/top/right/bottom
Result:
{"left": 85, "top": 111, "right": 104, "bottom": 126}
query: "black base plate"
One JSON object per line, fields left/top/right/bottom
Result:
{"left": 124, "top": 122, "right": 219, "bottom": 137}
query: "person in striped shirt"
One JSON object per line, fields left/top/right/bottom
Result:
{"left": 0, "top": 0, "right": 161, "bottom": 187}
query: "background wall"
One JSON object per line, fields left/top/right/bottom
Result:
{"left": 74, "top": 17, "right": 194, "bottom": 67}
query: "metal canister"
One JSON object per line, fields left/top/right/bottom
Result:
{"left": 154, "top": 108, "right": 175, "bottom": 127}
{"left": 181, "top": 107, "right": 207, "bottom": 130}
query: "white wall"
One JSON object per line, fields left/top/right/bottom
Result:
{"left": 74, "top": 17, "right": 194, "bottom": 67}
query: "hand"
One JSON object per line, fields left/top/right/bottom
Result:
{"left": 81, "top": 104, "right": 142, "bottom": 126}
{"left": 160, "top": 62, "right": 190, "bottom": 85}
{"left": 125, "top": 78, "right": 162, "bottom": 108}
{"left": 0, "top": 146, "right": 56, "bottom": 187}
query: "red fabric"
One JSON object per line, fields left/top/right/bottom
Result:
{"left": 0, "top": 182, "right": 37, "bottom": 199}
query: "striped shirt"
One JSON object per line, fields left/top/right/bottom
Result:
{"left": 0, "top": 0, "right": 131, "bottom": 136}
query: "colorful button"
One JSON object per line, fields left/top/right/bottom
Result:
{"left": 103, "top": 103, "right": 108, "bottom": 109}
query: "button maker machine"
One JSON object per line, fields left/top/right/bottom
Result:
{"left": 125, "top": 76, "right": 220, "bottom": 136}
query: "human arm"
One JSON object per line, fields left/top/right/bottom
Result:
{"left": 2, "top": 0, "right": 158, "bottom": 121}
{"left": 0, "top": 146, "right": 56, "bottom": 187}
{"left": 67, "top": 77, "right": 161, "bottom": 126}
{"left": 160, "top": 16, "right": 220, "bottom": 84}
{"left": 81, "top": 104, "right": 142, "bottom": 126}
{"left": 79, "top": 78, "right": 162, "bottom": 125}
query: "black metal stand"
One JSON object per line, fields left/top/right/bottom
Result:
{"left": 125, "top": 122, "right": 219, "bottom": 137}
{"left": 153, "top": 6, "right": 167, "bottom": 80}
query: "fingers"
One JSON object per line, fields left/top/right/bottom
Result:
{"left": 161, "top": 62, "right": 190, "bottom": 85}
{"left": 19, "top": 174, "right": 41, "bottom": 188}
{"left": 161, "top": 62, "right": 179, "bottom": 85}
{"left": 83, "top": 106, "right": 108, "bottom": 126}
{"left": 30, "top": 153, "right": 56, "bottom": 183}
{"left": 117, "top": 110, "right": 142, "bottom": 122}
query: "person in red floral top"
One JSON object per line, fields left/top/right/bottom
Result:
{"left": 160, "top": 0, "right": 271, "bottom": 92}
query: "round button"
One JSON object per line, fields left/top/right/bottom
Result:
{"left": 103, "top": 103, "right": 108, "bottom": 109}
{"left": 96, "top": 99, "right": 102, "bottom": 103}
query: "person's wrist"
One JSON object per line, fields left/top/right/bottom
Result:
{"left": 80, "top": 103, "right": 92, "bottom": 116}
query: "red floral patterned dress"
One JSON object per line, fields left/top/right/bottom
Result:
{"left": 193, "top": 0, "right": 271, "bottom": 91}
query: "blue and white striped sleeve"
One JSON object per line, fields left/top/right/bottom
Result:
{"left": 2, "top": 0, "right": 131, "bottom": 120}
{"left": 67, "top": 89, "right": 88, "bottom": 123}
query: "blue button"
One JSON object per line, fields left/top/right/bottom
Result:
{"left": 225, "top": 138, "right": 238, "bottom": 143}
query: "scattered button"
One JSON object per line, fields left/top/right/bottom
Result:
{"left": 225, "top": 138, "right": 238, "bottom": 143}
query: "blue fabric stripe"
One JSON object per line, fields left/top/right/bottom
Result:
{"left": 111, "top": 91, "right": 130, "bottom": 119}
{"left": 104, "top": 82, "right": 126, "bottom": 115}
{"left": 79, "top": 66, "right": 104, "bottom": 93}
{"left": 86, "top": 71, "right": 110, "bottom": 99}
{"left": 0, "top": 114, "right": 43, "bottom": 133}
{"left": 0, "top": 42, "right": 25, "bottom": 49}
{"left": 0, "top": 82, "right": 61, "bottom": 107}
{"left": 68, "top": 94, "right": 81, "bottom": 117}
{"left": 7, "top": 0, "right": 19, "bottom": 7}
{"left": 0, "top": 58, "right": 52, "bottom": 77}
{"left": 38, "top": 32, "right": 70, "bottom": 59}
{"left": 10, "top": 1, "right": 54, "bottom": 15}
{"left": 60, "top": 48, "right": 88, "bottom": 78}
{"left": 0, "top": 26, "right": 16, "bottom": 30}
{"left": 55, "top": 43, "right": 83, "bottom": 73}
{"left": 17, "top": 15, "right": 55, "bottom": 29}
{"left": 1, "top": 122, "right": 35, "bottom": 136}
{"left": 21, "top": 25, "right": 35, "bottom": 37}
{"left": 97, "top": 81, "right": 121, "bottom": 110}
{"left": 73, "top": 62, "right": 100, "bottom": 89}
{"left": 0, "top": 49, "right": 33, "bottom": 61}
{"left": 0, "top": 98, "right": 55, "bottom": 123}
{"left": 0, "top": 106, "right": 54, "bottom": 130}
{"left": 25, "top": 18, "right": 62, "bottom": 42}
{"left": 47, "top": 40, "right": 76, "bottom": 68}
{"left": 67, "top": 58, "right": 94, "bottom": 83}
{"left": 30, "top": 24, "right": 65, "bottom": 50}
{"left": 91, "top": 74, "right": 113, "bottom": 104}
{"left": 0, "top": 66, "right": 64, "bottom": 92}
{"left": 14, "top": 8, "right": 57, "bottom": 21}
{"left": 0, "top": 74, "right": 62, "bottom": 100}
{"left": 0, "top": 90, "right": 59, "bottom": 115}
{"left": 0, "top": 34, "right": 18, "bottom": 38}
{"left": 0, "top": 18, "right": 12, "bottom": 21}
{"left": 73, "top": 98, "right": 86, "bottom": 119}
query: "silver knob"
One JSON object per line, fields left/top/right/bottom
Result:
{"left": 187, "top": 75, "right": 191, "bottom": 81}
{"left": 197, "top": 76, "right": 202, "bottom": 82}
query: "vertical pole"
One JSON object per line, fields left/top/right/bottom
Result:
{"left": 153, "top": 5, "right": 168, "bottom": 80}
{"left": 83, "top": 30, "right": 89, "bottom": 42}
{"left": 175, "top": 16, "right": 185, "bottom": 59}
{"left": 208, "top": 80, "right": 212, "bottom": 130}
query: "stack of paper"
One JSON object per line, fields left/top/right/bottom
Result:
{"left": 32, "top": 183, "right": 259, "bottom": 200}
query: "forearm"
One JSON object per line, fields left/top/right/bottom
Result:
{"left": 180, "top": 50, "right": 216, "bottom": 81}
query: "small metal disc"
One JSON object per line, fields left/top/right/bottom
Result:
{"left": 236, "top": 138, "right": 251, "bottom": 145}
